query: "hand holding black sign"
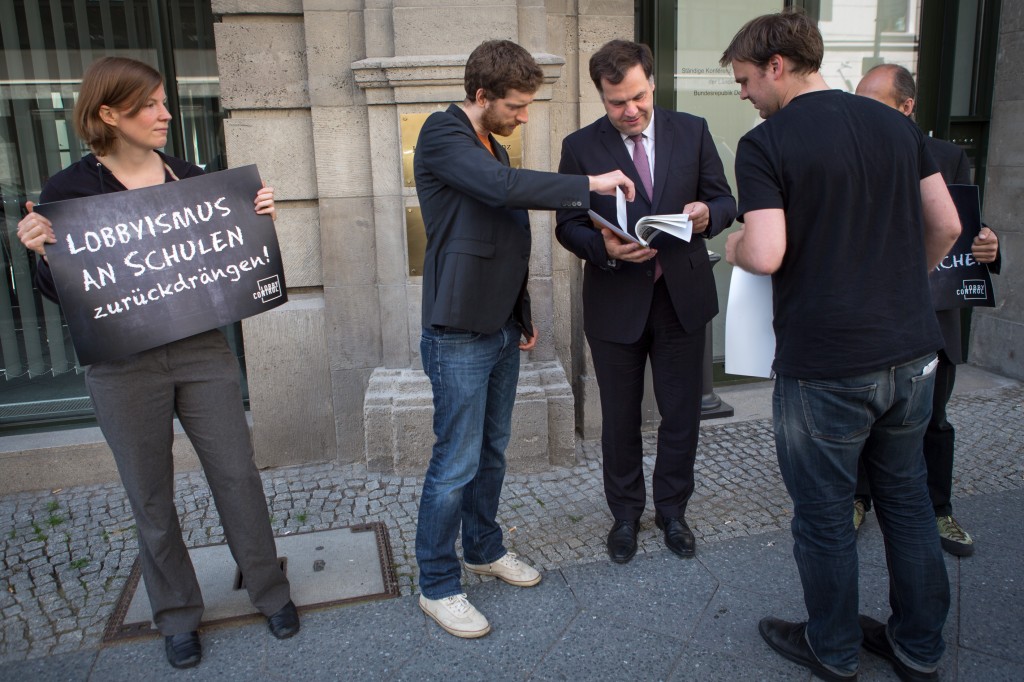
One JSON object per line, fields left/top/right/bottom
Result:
{"left": 929, "top": 184, "right": 996, "bottom": 311}
{"left": 36, "top": 164, "right": 287, "bottom": 364}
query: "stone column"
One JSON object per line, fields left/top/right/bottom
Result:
{"left": 214, "top": 0, "right": 337, "bottom": 466}
{"left": 352, "top": 52, "right": 576, "bottom": 474}
{"left": 972, "top": 12, "right": 1024, "bottom": 381}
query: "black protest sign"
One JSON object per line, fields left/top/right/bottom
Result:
{"left": 37, "top": 164, "right": 287, "bottom": 365}
{"left": 929, "top": 184, "right": 995, "bottom": 311}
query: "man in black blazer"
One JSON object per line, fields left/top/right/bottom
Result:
{"left": 414, "top": 39, "right": 634, "bottom": 638}
{"left": 853, "top": 63, "right": 1001, "bottom": 556}
{"left": 556, "top": 40, "right": 736, "bottom": 563}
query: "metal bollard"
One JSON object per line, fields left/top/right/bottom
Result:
{"left": 701, "top": 251, "right": 734, "bottom": 420}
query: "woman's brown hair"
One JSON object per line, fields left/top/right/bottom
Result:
{"left": 74, "top": 57, "right": 164, "bottom": 156}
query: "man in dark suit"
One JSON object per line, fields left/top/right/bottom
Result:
{"left": 556, "top": 40, "right": 736, "bottom": 563}
{"left": 413, "top": 39, "right": 634, "bottom": 638}
{"left": 853, "top": 63, "right": 1001, "bottom": 556}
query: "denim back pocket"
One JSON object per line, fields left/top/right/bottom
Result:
{"left": 797, "top": 379, "right": 877, "bottom": 442}
{"left": 902, "top": 368, "right": 937, "bottom": 427}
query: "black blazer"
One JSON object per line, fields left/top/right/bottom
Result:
{"left": 925, "top": 135, "right": 1001, "bottom": 364}
{"left": 556, "top": 107, "right": 736, "bottom": 343}
{"left": 415, "top": 105, "right": 590, "bottom": 334}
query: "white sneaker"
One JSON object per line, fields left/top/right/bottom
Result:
{"left": 464, "top": 552, "right": 542, "bottom": 587}
{"left": 419, "top": 593, "right": 491, "bottom": 638}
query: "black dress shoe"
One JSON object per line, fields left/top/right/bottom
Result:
{"left": 268, "top": 600, "right": 301, "bottom": 639}
{"left": 859, "top": 615, "right": 938, "bottom": 681}
{"left": 164, "top": 631, "right": 201, "bottom": 669}
{"left": 655, "top": 514, "right": 696, "bottom": 558}
{"left": 606, "top": 519, "right": 640, "bottom": 564}
{"left": 758, "top": 617, "right": 857, "bottom": 681}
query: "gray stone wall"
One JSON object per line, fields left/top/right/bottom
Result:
{"left": 973, "top": 2, "right": 1024, "bottom": 380}
{"left": 208, "top": 0, "right": 636, "bottom": 473}
{"left": 12, "top": 1, "right": 1020, "bottom": 493}
{"left": 214, "top": 2, "right": 340, "bottom": 466}
{"left": 546, "top": 0, "right": 634, "bottom": 439}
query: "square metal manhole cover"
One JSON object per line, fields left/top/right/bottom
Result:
{"left": 104, "top": 522, "right": 398, "bottom": 642}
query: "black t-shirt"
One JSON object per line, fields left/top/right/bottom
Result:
{"left": 735, "top": 90, "right": 943, "bottom": 378}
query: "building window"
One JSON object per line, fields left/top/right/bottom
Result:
{"left": 0, "top": 0, "right": 228, "bottom": 429}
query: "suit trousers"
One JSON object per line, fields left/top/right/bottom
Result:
{"left": 924, "top": 356, "right": 956, "bottom": 516}
{"left": 84, "top": 330, "right": 291, "bottom": 635}
{"left": 586, "top": 278, "right": 705, "bottom": 521}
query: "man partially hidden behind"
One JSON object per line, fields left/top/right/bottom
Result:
{"left": 721, "top": 11, "right": 960, "bottom": 682}
{"left": 853, "top": 63, "right": 1002, "bottom": 556}
{"left": 556, "top": 40, "right": 735, "bottom": 563}
{"left": 413, "top": 39, "right": 634, "bottom": 638}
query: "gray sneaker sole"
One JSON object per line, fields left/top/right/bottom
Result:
{"left": 464, "top": 564, "right": 542, "bottom": 587}
{"left": 939, "top": 536, "right": 975, "bottom": 557}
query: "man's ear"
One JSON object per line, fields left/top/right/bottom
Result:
{"left": 768, "top": 55, "right": 785, "bottom": 79}
{"left": 474, "top": 88, "right": 490, "bottom": 107}
{"left": 898, "top": 97, "right": 916, "bottom": 117}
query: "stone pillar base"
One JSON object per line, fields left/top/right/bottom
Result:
{"left": 363, "top": 360, "right": 576, "bottom": 474}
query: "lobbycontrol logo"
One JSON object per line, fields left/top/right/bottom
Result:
{"left": 254, "top": 275, "right": 282, "bottom": 303}
{"left": 957, "top": 279, "right": 987, "bottom": 300}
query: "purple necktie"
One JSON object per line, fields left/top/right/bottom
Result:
{"left": 628, "top": 134, "right": 653, "bottom": 200}
{"left": 629, "top": 134, "right": 661, "bottom": 280}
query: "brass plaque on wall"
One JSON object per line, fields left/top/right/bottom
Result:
{"left": 406, "top": 206, "right": 426, "bottom": 276}
{"left": 400, "top": 112, "right": 523, "bottom": 188}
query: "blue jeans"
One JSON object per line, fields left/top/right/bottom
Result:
{"left": 773, "top": 354, "right": 949, "bottom": 676}
{"left": 416, "top": 321, "right": 520, "bottom": 599}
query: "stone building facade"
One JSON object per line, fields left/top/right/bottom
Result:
{"left": 220, "top": 0, "right": 1022, "bottom": 478}
{"left": 970, "top": 3, "right": 1023, "bottom": 380}
{"left": 2, "top": 1, "right": 1020, "bottom": 494}
{"left": 215, "top": 0, "right": 636, "bottom": 475}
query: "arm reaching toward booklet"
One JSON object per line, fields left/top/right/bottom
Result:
{"left": 588, "top": 171, "right": 636, "bottom": 201}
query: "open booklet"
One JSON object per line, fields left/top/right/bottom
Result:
{"left": 586, "top": 187, "right": 693, "bottom": 248}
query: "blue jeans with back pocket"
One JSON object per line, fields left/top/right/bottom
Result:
{"left": 773, "top": 353, "right": 949, "bottom": 676}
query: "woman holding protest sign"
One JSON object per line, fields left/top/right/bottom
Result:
{"left": 16, "top": 57, "right": 299, "bottom": 670}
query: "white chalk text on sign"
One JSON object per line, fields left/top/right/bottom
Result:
{"left": 37, "top": 164, "right": 287, "bottom": 365}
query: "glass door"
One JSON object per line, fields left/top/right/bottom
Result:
{"left": 655, "top": 0, "right": 924, "bottom": 369}
{"left": 671, "top": 0, "right": 789, "bottom": 366}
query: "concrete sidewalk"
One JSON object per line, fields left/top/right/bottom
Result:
{"left": 1, "top": 367, "right": 1022, "bottom": 680}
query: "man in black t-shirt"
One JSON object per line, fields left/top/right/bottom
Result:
{"left": 720, "top": 11, "right": 961, "bottom": 682}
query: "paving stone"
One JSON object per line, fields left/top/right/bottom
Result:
{"left": 1, "top": 382, "right": 1022, "bottom": 677}
{"left": 530, "top": 610, "right": 684, "bottom": 682}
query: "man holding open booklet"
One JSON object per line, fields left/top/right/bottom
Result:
{"left": 588, "top": 187, "right": 694, "bottom": 248}
{"left": 556, "top": 39, "right": 736, "bottom": 565}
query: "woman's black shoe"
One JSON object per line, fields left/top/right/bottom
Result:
{"left": 164, "top": 631, "right": 201, "bottom": 669}
{"left": 268, "top": 600, "right": 301, "bottom": 639}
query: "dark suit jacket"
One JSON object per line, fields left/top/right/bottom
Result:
{"left": 556, "top": 108, "right": 736, "bottom": 343}
{"left": 415, "top": 104, "right": 590, "bottom": 334}
{"left": 925, "top": 135, "right": 1001, "bottom": 364}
